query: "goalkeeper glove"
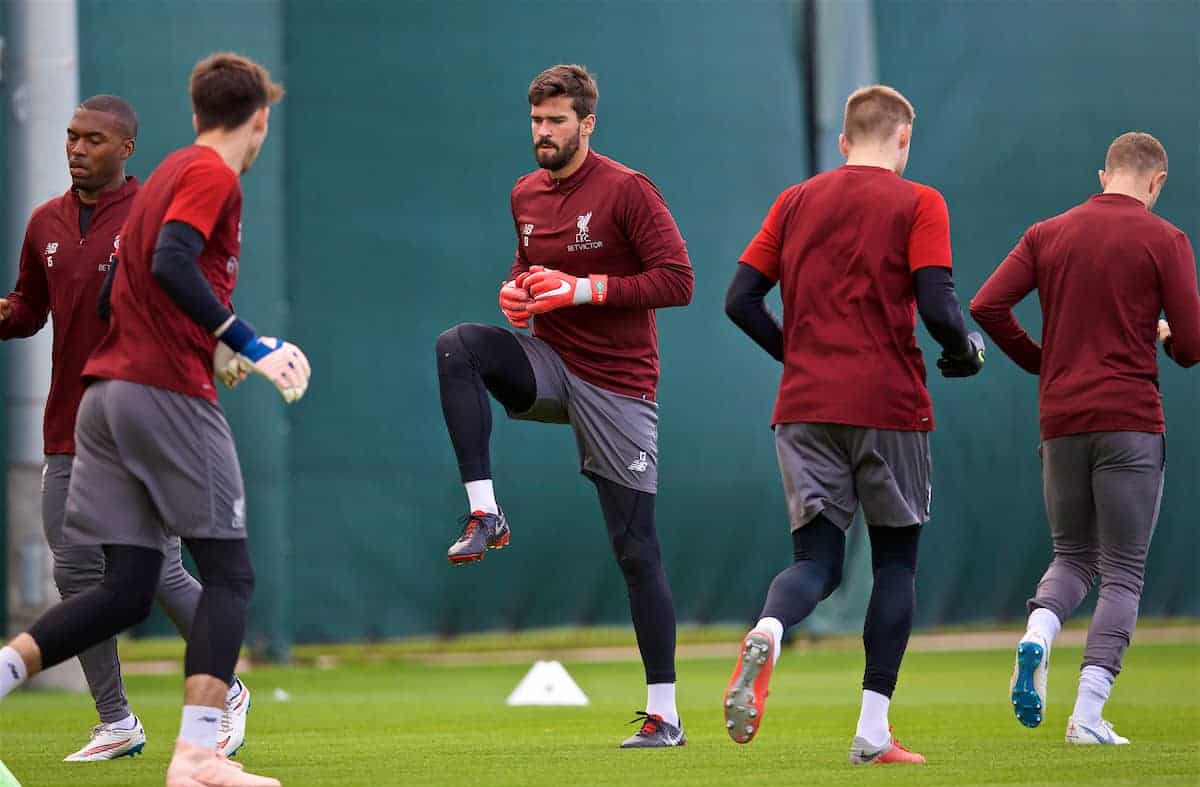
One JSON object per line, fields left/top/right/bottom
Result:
{"left": 936, "top": 331, "right": 985, "bottom": 378}
{"left": 524, "top": 265, "right": 608, "bottom": 315}
{"left": 499, "top": 278, "right": 532, "bottom": 328}
{"left": 216, "top": 317, "right": 312, "bottom": 403}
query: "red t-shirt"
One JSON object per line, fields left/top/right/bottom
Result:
{"left": 84, "top": 146, "right": 242, "bottom": 401}
{"left": 509, "top": 150, "right": 693, "bottom": 400}
{"left": 970, "top": 193, "right": 1200, "bottom": 439}
{"left": 740, "top": 165, "right": 952, "bottom": 430}
{"left": 0, "top": 179, "right": 138, "bottom": 453}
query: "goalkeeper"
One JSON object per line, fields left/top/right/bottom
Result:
{"left": 435, "top": 64, "right": 693, "bottom": 749}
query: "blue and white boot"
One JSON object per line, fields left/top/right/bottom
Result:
{"left": 1010, "top": 631, "right": 1049, "bottom": 728}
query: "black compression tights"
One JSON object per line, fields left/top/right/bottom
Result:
{"left": 592, "top": 475, "right": 677, "bottom": 685}
{"left": 184, "top": 539, "right": 255, "bottom": 684}
{"left": 436, "top": 323, "right": 536, "bottom": 482}
{"left": 760, "top": 516, "right": 921, "bottom": 698}
{"left": 30, "top": 545, "right": 163, "bottom": 669}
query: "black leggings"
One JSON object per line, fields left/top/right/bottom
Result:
{"left": 436, "top": 323, "right": 536, "bottom": 482}
{"left": 29, "top": 539, "right": 254, "bottom": 685}
{"left": 591, "top": 475, "right": 677, "bottom": 685}
{"left": 760, "top": 516, "right": 921, "bottom": 698}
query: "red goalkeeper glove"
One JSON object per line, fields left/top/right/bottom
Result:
{"left": 499, "top": 278, "right": 532, "bottom": 328}
{"left": 524, "top": 265, "right": 609, "bottom": 315}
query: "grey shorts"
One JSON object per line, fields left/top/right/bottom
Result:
{"left": 509, "top": 334, "right": 659, "bottom": 494}
{"left": 775, "top": 422, "right": 931, "bottom": 532}
{"left": 63, "top": 380, "right": 247, "bottom": 553}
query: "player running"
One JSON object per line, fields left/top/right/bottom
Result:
{"left": 971, "top": 131, "right": 1199, "bottom": 745}
{"left": 0, "top": 53, "right": 309, "bottom": 787}
{"left": 721, "top": 85, "right": 983, "bottom": 765}
{"left": 0, "top": 94, "right": 252, "bottom": 764}
{"left": 436, "top": 64, "right": 693, "bottom": 748}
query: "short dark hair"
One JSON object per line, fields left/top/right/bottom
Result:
{"left": 189, "top": 52, "right": 284, "bottom": 133}
{"left": 528, "top": 64, "right": 598, "bottom": 119}
{"left": 79, "top": 94, "right": 138, "bottom": 138}
{"left": 1105, "top": 132, "right": 1168, "bottom": 175}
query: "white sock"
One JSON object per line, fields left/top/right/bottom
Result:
{"left": 855, "top": 690, "right": 891, "bottom": 747}
{"left": 0, "top": 646, "right": 28, "bottom": 699}
{"left": 646, "top": 683, "right": 679, "bottom": 727}
{"left": 226, "top": 676, "right": 243, "bottom": 702}
{"left": 465, "top": 480, "right": 499, "bottom": 515}
{"left": 754, "top": 617, "right": 785, "bottom": 665}
{"left": 1072, "top": 665, "right": 1114, "bottom": 723}
{"left": 108, "top": 713, "right": 138, "bottom": 730}
{"left": 178, "top": 705, "right": 222, "bottom": 750}
{"left": 1026, "top": 607, "right": 1062, "bottom": 647}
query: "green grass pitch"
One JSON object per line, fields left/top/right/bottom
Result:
{"left": 1, "top": 641, "right": 1196, "bottom": 786}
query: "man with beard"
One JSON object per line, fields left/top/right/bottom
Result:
{"left": 0, "top": 94, "right": 251, "bottom": 762}
{"left": 0, "top": 53, "right": 309, "bottom": 787}
{"left": 435, "top": 64, "right": 693, "bottom": 747}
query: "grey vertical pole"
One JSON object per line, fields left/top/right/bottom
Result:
{"left": 4, "top": 0, "right": 86, "bottom": 690}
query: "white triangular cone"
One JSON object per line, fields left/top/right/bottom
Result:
{"left": 506, "top": 660, "right": 589, "bottom": 706}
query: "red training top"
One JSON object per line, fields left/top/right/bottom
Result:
{"left": 740, "top": 165, "right": 953, "bottom": 430}
{"left": 509, "top": 150, "right": 693, "bottom": 400}
{"left": 84, "top": 146, "right": 243, "bottom": 401}
{"left": 0, "top": 178, "right": 138, "bottom": 454}
{"left": 970, "top": 193, "right": 1200, "bottom": 439}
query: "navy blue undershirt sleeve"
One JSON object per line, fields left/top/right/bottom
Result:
{"left": 150, "top": 220, "right": 232, "bottom": 333}
{"left": 725, "top": 262, "right": 784, "bottom": 362}
{"left": 914, "top": 266, "right": 971, "bottom": 357}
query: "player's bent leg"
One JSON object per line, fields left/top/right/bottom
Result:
{"left": 437, "top": 324, "right": 536, "bottom": 564}
{"left": 28, "top": 545, "right": 163, "bottom": 678}
{"left": 726, "top": 514, "right": 844, "bottom": 744}
{"left": 850, "top": 524, "right": 924, "bottom": 765}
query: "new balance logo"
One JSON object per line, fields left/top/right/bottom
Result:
{"left": 628, "top": 452, "right": 649, "bottom": 473}
{"left": 8, "top": 664, "right": 19, "bottom": 680}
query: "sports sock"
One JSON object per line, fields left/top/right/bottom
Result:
{"left": 754, "top": 617, "right": 785, "bottom": 665}
{"left": 646, "top": 683, "right": 679, "bottom": 727}
{"left": 226, "top": 676, "right": 243, "bottom": 703}
{"left": 178, "top": 705, "right": 221, "bottom": 750}
{"left": 854, "top": 689, "right": 891, "bottom": 747}
{"left": 109, "top": 713, "right": 138, "bottom": 730}
{"left": 0, "top": 646, "right": 28, "bottom": 699}
{"left": 1072, "top": 665, "right": 1114, "bottom": 723}
{"left": 1026, "top": 607, "right": 1062, "bottom": 646}
{"left": 465, "top": 480, "right": 499, "bottom": 516}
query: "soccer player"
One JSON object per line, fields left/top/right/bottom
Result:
{"left": 0, "top": 53, "right": 310, "bottom": 787}
{"left": 721, "top": 85, "right": 984, "bottom": 765}
{"left": 0, "top": 94, "right": 252, "bottom": 763}
{"left": 436, "top": 64, "right": 693, "bottom": 747}
{"left": 970, "top": 132, "right": 1200, "bottom": 745}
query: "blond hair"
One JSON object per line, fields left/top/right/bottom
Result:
{"left": 1105, "top": 132, "right": 1167, "bottom": 174}
{"left": 843, "top": 85, "right": 915, "bottom": 144}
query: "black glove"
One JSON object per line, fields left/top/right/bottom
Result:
{"left": 937, "top": 331, "right": 985, "bottom": 378}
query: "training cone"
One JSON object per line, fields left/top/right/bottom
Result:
{"left": 0, "top": 760, "right": 21, "bottom": 787}
{"left": 506, "top": 660, "right": 589, "bottom": 706}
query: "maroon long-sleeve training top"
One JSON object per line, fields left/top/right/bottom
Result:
{"left": 509, "top": 150, "right": 693, "bottom": 400}
{"left": 0, "top": 178, "right": 138, "bottom": 454}
{"left": 971, "top": 193, "right": 1200, "bottom": 440}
